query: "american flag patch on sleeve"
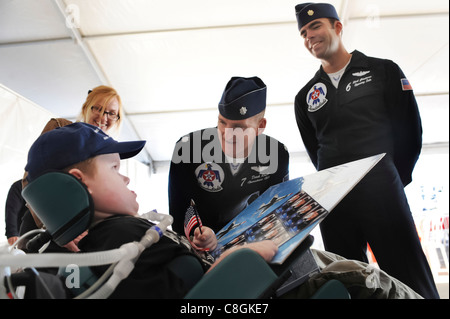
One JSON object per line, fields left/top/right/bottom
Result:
{"left": 401, "top": 78, "right": 413, "bottom": 91}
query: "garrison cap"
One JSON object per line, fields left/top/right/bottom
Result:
{"left": 295, "top": 2, "right": 340, "bottom": 30}
{"left": 218, "top": 76, "right": 267, "bottom": 120}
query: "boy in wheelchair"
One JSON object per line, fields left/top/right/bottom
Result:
{"left": 14, "top": 122, "right": 422, "bottom": 299}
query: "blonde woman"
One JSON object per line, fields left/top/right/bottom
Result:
{"left": 77, "top": 85, "right": 124, "bottom": 136}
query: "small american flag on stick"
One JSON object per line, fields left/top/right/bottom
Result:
{"left": 184, "top": 199, "right": 203, "bottom": 239}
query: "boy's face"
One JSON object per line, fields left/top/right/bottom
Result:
{"left": 78, "top": 153, "right": 139, "bottom": 219}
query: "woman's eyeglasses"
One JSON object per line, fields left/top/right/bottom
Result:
{"left": 91, "top": 106, "right": 120, "bottom": 121}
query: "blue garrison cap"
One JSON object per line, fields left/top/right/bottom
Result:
{"left": 295, "top": 3, "right": 340, "bottom": 30}
{"left": 218, "top": 76, "right": 267, "bottom": 120}
{"left": 25, "top": 122, "right": 145, "bottom": 182}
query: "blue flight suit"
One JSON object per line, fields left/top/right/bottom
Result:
{"left": 169, "top": 127, "right": 289, "bottom": 234}
{"left": 295, "top": 50, "right": 438, "bottom": 298}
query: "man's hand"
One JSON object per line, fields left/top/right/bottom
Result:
{"left": 246, "top": 240, "right": 278, "bottom": 262}
{"left": 193, "top": 226, "right": 217, "bottom": 251}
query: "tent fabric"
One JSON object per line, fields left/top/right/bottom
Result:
{"left": 0, "top": 1, "right": 448, "bottom": 243}
{"left": 0, "top": 0, "right": 448, "bottom": 167}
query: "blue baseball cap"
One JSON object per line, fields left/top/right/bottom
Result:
{"left": 295, "top": 3, "right": 340, "bottom": 30}
{"left": 25, "top": 122, "right": 146, "bottom": 182}
{"left": 218, "top": 76, "right": 267, "bottom": 120}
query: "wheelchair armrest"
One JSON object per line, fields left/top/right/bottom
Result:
{"left": 311, "top": 279, "right": 351, "bottom": 299}
{"left": 184, "top": 248, "right": 279, "bottom": 299}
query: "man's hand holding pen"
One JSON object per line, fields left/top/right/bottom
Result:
{"left": 193, "top": 226, "right": 217, "bottom": 251}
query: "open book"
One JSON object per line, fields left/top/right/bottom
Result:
{"left": 211, "top": 153, "right": 385, "bottom": 264}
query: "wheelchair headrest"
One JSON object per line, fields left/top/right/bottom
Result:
{"left": 21, "top": 171, "right": 94, "bottom": 246}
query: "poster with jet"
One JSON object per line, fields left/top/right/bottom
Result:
{"left": 212, "top": 153, "right": 385, "bottom": 264}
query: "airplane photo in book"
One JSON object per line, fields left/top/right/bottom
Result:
{"left": 252, "top": 193, "right": 292, "bottom": 218}
{"left": 212, "top": 179, "right": 326, "bottom": 263}
{"left": 211, "top": 153, "right": 385, "bottom": 264}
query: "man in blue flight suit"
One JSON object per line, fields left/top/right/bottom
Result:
{"left": 169, "top": 76, "right": 289, "bottom": 234}
{"left": 293, "top": 2, "right": 439, "bottom": 298}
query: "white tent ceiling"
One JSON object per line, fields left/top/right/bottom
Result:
{"left": 0, "top": 0, "right": 448, "bottom": 173}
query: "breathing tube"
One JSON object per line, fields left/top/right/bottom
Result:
{"left": 0, "top": 210, "right": 173, "bottom": 299}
